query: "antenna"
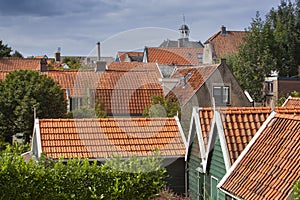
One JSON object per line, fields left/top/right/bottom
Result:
{"left": 183, "top": 14, "right": 185, "bottom": 24}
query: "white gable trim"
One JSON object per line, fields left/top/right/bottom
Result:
{"left": 174, "top": 116, "right": 187, "bottom": 148}
{"left": 282, "top": 95, "right": 291, "bottom": 107}
{"left": 34, "top": 118, "right": 42, "bottom": 158}
{"left": 217, "top": 111, "right": 277, "bottom": 189}
{"left": 203, "top": 108, "right": 217, "bottom": 173}
{"left": 185, "top": 107, "right": 207, "bottom": 173}
{"left": 215, "top": 110, "right": 231, "bottom": 171}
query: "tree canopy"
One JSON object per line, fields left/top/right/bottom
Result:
{"left": 0, "top": 40, "right": 23, "bottom": 58}
{"left": 0, "top": 70, "right": 67, "bottom": 143}
{"left": 226, "top": 0, "right": 300, "bottom": 102}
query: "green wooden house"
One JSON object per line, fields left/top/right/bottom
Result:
{"left": 185, "top": 106, "right": 281, "bottom": 199}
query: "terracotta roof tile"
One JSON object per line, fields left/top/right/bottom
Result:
{"left": 199, "top": 107, "right": 300, "bottom": 164}
{"left": 220, "top": 113, "right": 300, "bottom": 199}
{"left": 39, "top": 118, "right": 185, "bottom": 159}
{"left": 168, "top": 65, "right": 218, "bottom": 105}
{"left": 283, "top": 97, "right": 300, "bottom": 107}
{"left": 146, "top": 47, "right": 203, "bottom": 65}
{"left": 205, "top": 31, "right": 247, "bottom": 58}
{"left": 117, "top": 51, "right": 144, "bottom": 62}
{"left": 0, "top": 58, "right": 42, "bottom": 71}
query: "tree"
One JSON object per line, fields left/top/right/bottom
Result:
{"left": 227, "top": 0, "right": 300, "bottom": 102}
{"left": 0, "top": 40, "right": 12, "bottom": 57}
{"left": 143, "top": 95, "right": 180, "bottom": 118}
{"left": 294, "top": 179, "right": 300, "bottom": 199}
{"left": 0, "top": 70, "right": 67, "bottom": 143}
{"left": 11, "top": 50, "right": 23, "bottom": 58}
{"left": 62, "top": 56, "right": 82, "bottom": 69}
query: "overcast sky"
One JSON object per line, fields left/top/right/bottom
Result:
{"left": 0, "top": 0, "right": 282, "bottom": 58}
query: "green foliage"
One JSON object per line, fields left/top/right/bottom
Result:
{"left": 226, "top": 0, "right": 300, "bottom": 102}
{"left": 277, "top": 90, "right": 300, "bottom": 106}
{"left": 0, "top": 150, "right": 166, "bottom": 200}
{"left": 69, "top": 100, "right": 107, "bottom": 118}
{"left": 0, "top": 40, "right": 12, "bottom": 58}
{"left": 143, "top": 95, "right": 180, "bottom": 118}
{"left": 11, "top": 50, "right": 23, "bottom": 58}
{"left": 294, "top": 179, "right": 300, "bottom": 200}
{"left": 0, "top": 70, "right": 67, "bottom": 143}
{"left": 62, "top": 57, "right": 82, "bottom": 69}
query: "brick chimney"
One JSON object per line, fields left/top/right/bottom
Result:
{"left": 221, "top": 25, "right": 227, "bottom": 35}
{"left": 55, "top": 47, "right": 61, "bottom": 62}
{"left": 40, "top": 58, "right": 47, "bottom": 72}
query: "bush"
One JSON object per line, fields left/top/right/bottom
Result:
{"left": 0, "top": 150, "right": 166, "bottom": 200}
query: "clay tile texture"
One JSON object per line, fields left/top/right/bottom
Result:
{"left": 220, "top": 113, "right": 300, "bottom": 200}
{"left": 168, "top": 65, "right": 218, "bottom": 106}
{"left": 38, "top": 118, "right": 185, "bottom": 159}
{"left": 146, "top": 47, "right": 203, "bottom": 65}
{"left": 283, "top": 97, "right": 300, "bottom": 107}
{"left": 205, "top": 30, "right": 247, "bottom": 58}
{"left": 199, "top": 107, "right": 300, "bottom": 164}
{"left": 0, "top": 58, "right": 43, "bottom": 71}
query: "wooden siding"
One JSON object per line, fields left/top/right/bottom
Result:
{"left": 165, "top": 158, "right": 186, "bottom": 194}
{"left": 188, "top": 139, "right": 203, "bottom": 200}
{"left": 206, "top": 135, "right": 226, "bottom": 199}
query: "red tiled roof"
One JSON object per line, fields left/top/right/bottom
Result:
{"left": 96, "top": 70, "right": 163, "bottom": 115}
{"left": 199, "top": 107, "right": 300, "bottom": 164}
{"left": 220, "top": 113, "right": 300, "bottom": 199}
{"left": 0, "top": 58, "right": 42, "bottom": 71}
{"left": 168, "top": 65, "right": 218, "bottom": 106}
{"left": 205, "top": 31, "right": 247, "bottom": 58}
{"left": 283, "top": 96, "right": 300, "bottom": 107}
{"left": 38, "top": 118, "right": 185, "bottom": 159}
{"left": 146, "top": 47, "right": 203, "bottom": 65}
{"left": 117, "top": 51, "right": 143, "bottom": 62}
{"left": 42, "top": 70, "right": 103, "bottom": 97}
{"left": 107, "top": 62, "right": 162, "bottom": 77}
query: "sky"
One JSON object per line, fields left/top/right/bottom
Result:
{"left": 0, "top": 0, "right": 283, "bottom": 58}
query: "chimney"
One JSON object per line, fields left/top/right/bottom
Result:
{"left": 55, "top": 47, "right": 61, "bottom": 62}
{"left": 97, "top": 42, "right": 101, "bottom": 61}
{"left": 95, "top": 42, "right": 106, "bottom": 72}
{"left": 40, "top": 58, "right": 47, "bottom": 72}
{"left": 221, "top": 25, "right": 227, "bottom": 35}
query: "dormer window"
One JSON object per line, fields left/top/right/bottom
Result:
{"left": 213, "top": 85, "right": 230, "bottom": 105}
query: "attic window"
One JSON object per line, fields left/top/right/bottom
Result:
{"left": 182, "top": 72, "right": 193, "bottom": 86}
{"left": 213, "top": 86, "right": 230, "bottom": 105}
{"left": 197, "top": 53, "right": 203, "bottom": 63}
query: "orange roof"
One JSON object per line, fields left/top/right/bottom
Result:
{"left": 146, "top": 47, "right": 203, "bottom": 65}
{"left": 96, "top": 70, "right": 163, "bottom": 115}
{"left": 117, "top": 51, "right": 143, "bottom": 62}
{"left": 220, "top": 113, "right": 300, "bottom": 199}
{"left": 199, "top": 107, "right": 300, "bottom": 164}
{"left": 205, "top": 30, "right": 247, "bottom": 58}
{"left": 0, "top": 58, "right": 43, "bottom": 71}
{"left": 107, "top": 62, "right": 162, "bottom": 77}
{"left": 168, "top": 65, "right": 218, "bottom": 106}
{"left": 43, "top": 69, "right": 163, "bottom": 115}
{"left": 42, "top": 70, "right": 103, "bottom": 97}
{"left": 38, "top": 117, "right": 185, "bottom": 159}
{"left": 282, "top": 96, "right": 300, "bottom": 107}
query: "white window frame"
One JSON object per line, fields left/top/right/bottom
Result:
{"left": 211, "top": 176, "right": 219, "bottom": 200}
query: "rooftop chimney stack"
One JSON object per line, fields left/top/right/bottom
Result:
{"left": 221, "top": 25, "right": 227, "bottom": 35}
{"left": 97, "top": 42, "right": 101, "bottom": 61}
{"left": 95, "top": 42, "right": 106, "bottom": 72}
{"left": 55, "top": 47, "right": 61, "bottom": 62}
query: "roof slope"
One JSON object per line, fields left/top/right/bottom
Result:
{"left": 220, "top": 113, "right": 300, "bottom": 199}
{"left": 117, "top": 51, "right": 144, "bottom": 62}
{"left": 168, "top": 65, "right": 218, "bottom": 106}
{"left": 0, "top": 58, "right": 42, "bottom": 71}
{"left": 38, "top": 117, "right": 185, "bottom": 159}
{"left": 205, "top": 31, "right": 247, "bottom": 58}
{"left": 146, "top": 47, "right": 203, "bottom": 65}
{"left": 282, "top": 96, "right": 300, "bottom": 107}
{"left": 199, "top": 107, "right": 300, "bottom": 164}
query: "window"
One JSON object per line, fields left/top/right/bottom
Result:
{"left": 211, "top": 176, "right": 219, "bottom": 200}
{"left": 213, "top": 86, "right": 230, "bottom": 105}
{"left": 197, "top": 53, "right": 203, "bottom": 63}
